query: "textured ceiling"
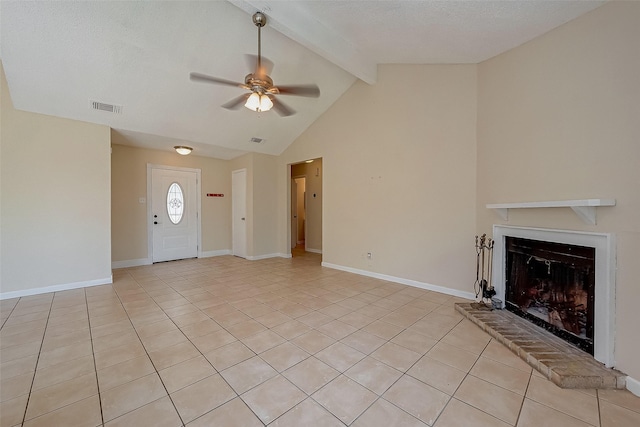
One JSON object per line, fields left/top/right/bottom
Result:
{"left": 1, "top": 1, "right": 605, "bottom": 159}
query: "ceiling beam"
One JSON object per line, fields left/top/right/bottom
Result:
{"left": 229, "top": 0, "right": 377, "bottom": 84}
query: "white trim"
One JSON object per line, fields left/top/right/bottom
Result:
{"left": 305, "top": 247, "right": 322, "bottom": 254}
{"left": 322, "top": 262, "right": 476, "bottom": 300}
{"left": 0, "top": 276, "right": 113, "bottom": 300}
{"left": 626, "top": 376, "right": 640, "bottom": 397}
{"left": 492, "top": 225, "right": 616, "bottom": 367}
{"left": 200, "top": 250, "right": 232, "bottom": 258}
{"left": 112, "top": 258, "right": 151, "bottom": 269}
{"left": 147, "top": 164, "right": 202, "bottom": 263}
{"left": 247, "top": 253, "right": 291, "bottom": 261}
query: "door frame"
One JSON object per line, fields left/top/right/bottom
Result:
{"left": 287, "top": 159, "right": 322, "bottom": 257}
{"left": 147, "top": 164, "right": 202, "bottom": 263}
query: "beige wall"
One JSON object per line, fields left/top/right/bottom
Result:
{"left": 0, "top": 62, "right": 112, "bottom": 295}
{"left": 476, "top": 2, "right": 640, "bottom": 379}
{"left": 111, "top": 141, "right": 231, "bottom": 264}
{"left": 229, "top": 152, "right": 280, "bottom": 259}
{"left": 291, "top": 159, "right": 323, "bottom": 252}
{"left": 279, "top": 65, "right": 478, "bottom": 292}
{"left": 251, "top": 153, "right": 279, "bottom": 257}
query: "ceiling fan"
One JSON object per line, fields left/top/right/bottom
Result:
{"left": 190, "top": 12, "right": 320, "bottom": 117}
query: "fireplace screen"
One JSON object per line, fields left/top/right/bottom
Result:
{"left": 505, "top": 237, "right": 595, "bottom": 354}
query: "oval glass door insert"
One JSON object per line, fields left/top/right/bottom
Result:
{"left": 167, "top": 182, "right": 184, "bottom": 224}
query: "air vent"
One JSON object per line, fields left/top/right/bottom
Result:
{"left": 90, "top": 100, "right": 123, "bottom": 114}
{"left": 250, "top": 137, "right": 265, "bottom": 144}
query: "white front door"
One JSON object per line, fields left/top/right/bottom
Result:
{"left": 232, "top": 169, "right": 247, "bottom": 258}
{"left": 151, "top": 167, "right": 198, "bottom": 263}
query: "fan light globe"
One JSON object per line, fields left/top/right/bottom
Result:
{"left": 245, "top": 92, "right": 273, "bottom": 112}
{"left": 260, "top": 94, "right": 273, "bottom": 111}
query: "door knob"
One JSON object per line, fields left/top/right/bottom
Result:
{"left": 154, "top": 221, "right": 158, "bottom": 225}
{"left": 241, "top": 217, "right": 245, "bottom": 221}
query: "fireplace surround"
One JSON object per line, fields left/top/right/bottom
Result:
{"left": 492, "top": 225, "right": 616, "bottom": 367}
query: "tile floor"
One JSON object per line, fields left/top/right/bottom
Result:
{"left": 1, "top": 250, "right": 639, "bottom": 426}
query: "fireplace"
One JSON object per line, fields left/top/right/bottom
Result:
{"left": 492, "top": 226, "right": 616, "bottom": 367}
{"left": 505, "top": 237, "right": 595, "bottom": 354}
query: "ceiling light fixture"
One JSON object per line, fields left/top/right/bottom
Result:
{"left": 174, "top": 146, "right": 193, "bottom": 155}
{"left": 245, "top": 92, "right": 273, "bottom": 112}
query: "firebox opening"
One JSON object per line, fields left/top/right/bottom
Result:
{"left": 505, "top": 237, "right": 595, "bottom": 355}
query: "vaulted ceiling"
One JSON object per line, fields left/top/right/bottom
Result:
{"left": 1, "top": 1, "right": 605, "bottom": 159}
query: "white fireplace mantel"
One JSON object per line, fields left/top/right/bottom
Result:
{"left": 486, "top": 199, "right": 616, "bottom": 225}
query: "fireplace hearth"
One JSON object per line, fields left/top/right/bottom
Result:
{"left": 455, "top": 302, "right": 626, "bottom": 389}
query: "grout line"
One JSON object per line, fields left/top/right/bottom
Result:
{"left": 596, "top": 389, "right": 602, "bottom": 427}
{"left": 0, "top": 299, "right": 19, "bottom": 330}
{"left": 84, "top": 287, "right": 105, "bottom": 426}
{"left": 515, "top": 369, "right": 535, "bottom": 426}
{"left": 19, "top": 295, "right": 54, "bottom": 426}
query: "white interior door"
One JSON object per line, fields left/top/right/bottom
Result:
{"left": 151, "top": 167, "right": 198, "bottom": 262}
{"left": 232, "top": 169, "right": 247, "bottom": 258}
{"left": 291, "top": 179, "right": 297, "bottom": 250}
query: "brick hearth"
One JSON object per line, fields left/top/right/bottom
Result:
{"left": 455, "top": 302, "right": 626, "bottom": 389}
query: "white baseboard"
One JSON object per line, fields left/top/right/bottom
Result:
{"left": 321, "top": 262, "right": 476, "bottom": 300}
{"left": 112, "top": 258, "right": 151, "bottom": 269}
{"left": 247, "top": 253, "right": 291, "bottom": 261}
{"left": 626, "top": 375, "right": 640, "bottom": 397}
{"left": 305, "top": 247, "right": 322, "bottom": 254}
{"left": 200, "top": 250, "right": 231, "bottom": 258}
{"left": 0, "top": 276, "right": 113, "bottom": 300}
{"left": 112, "top": 250, "right": 231, "bottom": 269}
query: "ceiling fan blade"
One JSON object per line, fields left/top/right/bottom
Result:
{"left": 275, "top": 84, "right": 320, "bottom": 98}
{"left": 271, "top": 97, "right": 295, "bottom": 117}
{"left": 245, "top": 54, "right": 274, "bottom": 78}
{"left": 221, "top": 93, "right": 250, "bottom": 110}
{"left": 190, "top": 72, "right": 247, "bottom": 89}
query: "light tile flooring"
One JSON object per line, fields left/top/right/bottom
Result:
{"left": 1, "top": 251, "right": 639, "bottom": 427}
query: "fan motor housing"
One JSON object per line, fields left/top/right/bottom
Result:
{"left": 245, "top": 73, "right": 276, "bottom": 93}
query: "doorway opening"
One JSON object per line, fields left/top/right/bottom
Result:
{"left": 289, "top": 158, "right": 322, "bottom": 258}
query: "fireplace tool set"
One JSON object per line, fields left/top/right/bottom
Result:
{"left": 475, "top": 234, "right": 500, "bottom": 309}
